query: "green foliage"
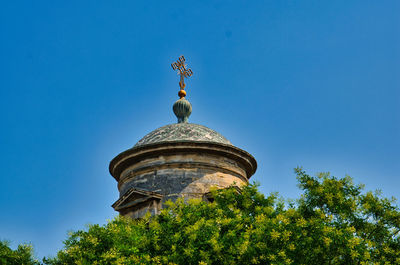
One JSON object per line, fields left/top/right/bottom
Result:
{"left": 0, "top": 240, "right": 39, "bottom": 265}
{"left": 41, "top": 168, "right": 400, "bottom": 264}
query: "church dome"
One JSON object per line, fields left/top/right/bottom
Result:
{"left": 134, "top": 123, "right": 232, "bottom": 147}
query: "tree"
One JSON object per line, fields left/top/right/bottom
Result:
{"left": 0, "top": 240, "right": 39, "bottom": 265}
{"left": 44, "top": 168, "right": 400, "bottom": 264}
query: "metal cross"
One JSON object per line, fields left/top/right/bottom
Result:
{"left": 171, "top": 55, "right": 193, "bottom": 90}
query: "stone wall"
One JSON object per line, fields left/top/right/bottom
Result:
{"left": 109, "top": 141, "right": 256, "bottom": 218}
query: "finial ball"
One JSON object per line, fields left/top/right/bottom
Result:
{"left": 178, "top": 89, "right": 186, "bottom": 98}
{"left": 173, "top": 97, "right": 192, "bottom": 123}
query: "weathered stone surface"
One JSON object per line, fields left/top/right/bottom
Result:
{"left": 118, "top": 167, "right": 245, "bottom": 203}
{"left": 119, "top": 153, "right": 246, "bottom": 185}
{"left": 110, "top": 124, "right": 257, "bottom": 219}
{"left": 119, "top": 199, "right": 162, "bottom": 219}
{"left": 135, "top": 123, "right": 231, "bottom": 147}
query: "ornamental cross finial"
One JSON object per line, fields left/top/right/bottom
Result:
{"left": 171, "top": 55, "right": 193, "bottom": 98}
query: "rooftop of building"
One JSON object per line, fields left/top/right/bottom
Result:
{"left": 134, "top": 122, "right": 232, "bottom": 147}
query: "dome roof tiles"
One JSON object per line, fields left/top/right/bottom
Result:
{"left": 134, "top": 123, "right": 232, "bottom": 147}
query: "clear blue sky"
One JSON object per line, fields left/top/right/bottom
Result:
{"left": 0, "top": 0, "right": 399, "bottom": 259}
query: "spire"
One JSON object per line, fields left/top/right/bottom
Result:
{"left": 171, "top": 56, "right": 193, "bottom": 123}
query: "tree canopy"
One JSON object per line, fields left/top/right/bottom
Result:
{"left": 0, "top": 240, "right": 39, "bottom": 265}
{"left": 3, "top": 168, "right": 400, "bottom": 264}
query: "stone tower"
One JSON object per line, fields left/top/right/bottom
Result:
{"left": 109, "top": 56, "right": 257, "bottom": 219}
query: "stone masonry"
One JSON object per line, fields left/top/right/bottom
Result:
{"left": 109, "top": 123, "right": 257, "bottom": 219}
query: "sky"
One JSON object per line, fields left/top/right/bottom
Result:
{"left": 0, "top": 0, "right": 399, "bottom": 259}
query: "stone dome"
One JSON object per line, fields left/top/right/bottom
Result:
{"left": 110, "top": 57, "right": 257, "bottom": 219}
{"left": 134, "top": 123, "right": 232, "bottom": 147}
